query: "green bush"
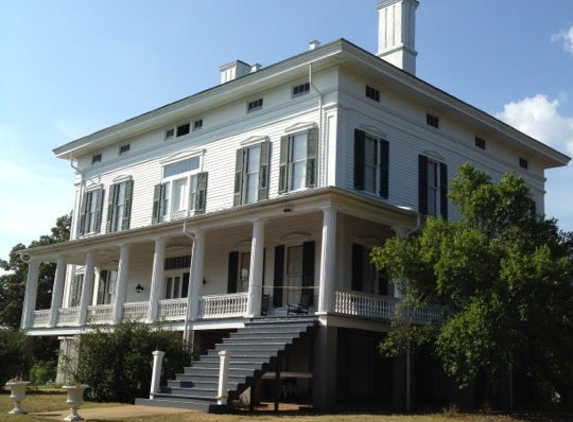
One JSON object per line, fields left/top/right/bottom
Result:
{"left": 75, "top": 321, "right": 192, "bottom": 403}
{"left": 30, "top": 360, "right": 57, "bottom": 385}
{"left": 0, "top": 328, "right": 28, "bottom": 384}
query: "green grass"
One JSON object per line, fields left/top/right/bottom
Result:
{"left": 0, "top": 389, "right": 570, "bottom": 422}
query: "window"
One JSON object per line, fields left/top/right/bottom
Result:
{"left": 165, "top": 128, "right": 175, "bottom": 141}
{"left": 92, "top": 154, "right": 102, "bottom": 165}
{"left": 352, "top": 244, "right": 389, "bottom": 295}
{"left": 165, "top": 255, "right": 191, "bottom": 271}
{"left": 234, "top": 140, "right": 270, "bottom": 206}
{"left": 152, "top": 157, "right": 207, "bottom": 223}
{"left": 418, "top": 155, "right": 448, "bottom": 219}
{"left": 227, "top": 251, "right": 251, "bottom": 293}
{"left": 426, "top": 113, "right": 439, "bottom": 128}
{"left": 519, "top": 157, "right": 528, "bottom": 169}
{"left": 247, "top": 98, "right": 263, "bottom": 113}
{"left": 69, "top": 273, "right": 84, "bottom": 307}
{"left": 354, "top": 129, "right": 389, "bottom": 198}
{"left": 475, "top": 136, "right": 486, "bottom": 150}
{"left": 165, "top": 122, "right": 192, "bottom": 141}
{"left": 165, "top": 273, "right": 189, "bottom": 299}
{"left": 193, "top": 119, "right": 203, "bottom": 131}
{"left": 78, "top": 187, "right": 104, "bottom": 235}
{"left": 365, "top": 85, "right": 380, "bottom": 102}
{"left": 106, "top": 179, "right": 133, "bottom": 232}
{"left": 119, "top": 144, "right": 130, "bottom": 156}
{"left": 293, "top": 82, "right": 310, "bottom": 98}
{"left": 97, "top": 270, "right": 117, "bottom": 305}
{"left": 278, "top": 128, "right": 318, "bottom": 193}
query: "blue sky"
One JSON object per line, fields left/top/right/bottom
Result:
{"left": 1, "top": 0, "right": 572, "bottom": 263}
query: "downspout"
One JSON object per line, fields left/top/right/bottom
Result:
{"left": 70, "top": 153, "right": 85, "bottom": 241}
{"left": 182, "top": 221, "right": 196, "bottom": 356}
{"left": 309, "top": 62, "right": 326, "bottom": 186}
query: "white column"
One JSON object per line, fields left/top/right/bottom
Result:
{"left": 113, "top": 244, "right": 130, "bottom": 324}
{"left": 49, "top": 255, "right": 68, "bottom": 328}
{"left": 318, "top": 206, "right": 337, "bottom": 314}
{"left": 148, "top": 237, "right": 166, "bottom": 322}
{"left": 78, "top": 250, "right": 96, "bottom": 326}
{"left": 246, "top": 218, "right": 265, "bottom": 318}
{"left": 149, "top": 350, "right": 165, "bottom": 399}
{"left": 187, "top": 230, "right": 205, "bottom": 322}
{"left": 21, "top": 259, "right": 40, "bottom": 329}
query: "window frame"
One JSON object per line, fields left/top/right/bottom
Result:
{"left": 233, "top": 140, "right": 270, "bottom": 206}
{"left": 247, "top": 98, "right": 263, "bottom": 113}
{"left": 292, "top": 82, "right": 310, "bottom": 98}
{"left": 418, "top": 154, "right": 448, "bottom": 219}
{"left": 354, "top": 129, "right": 389, "bottom": 198}
{"left": 278, "top": 127, "right": 318, "bottom": 194}
{"left": 78, "top": 186, "right": 104, "bottom": 236}
{"left": 107, "top": 179, "right": 133, "bottom": 233}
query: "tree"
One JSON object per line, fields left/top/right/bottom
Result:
{"left": 0, "top": 213, "right": 71, "bottom": 328}
{"left": 372, "top": 163, "right": 573, "bottom": 405}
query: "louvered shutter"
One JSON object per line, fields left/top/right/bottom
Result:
{"left": 195, "top": 172, "right": 208, "bottom": 214}
{"left": 273, "top": 245, "right": 285, "bottom": 307}
{"left": 306, "top": 128, "right": 318, "bottom": 188}
{"left": 258, "top": 140, "right": 270, "bottom": 200}
{"left": 354, "top": 129, "right": 365, "bottom": 190}
{"left": 440, "top": 163, "right": 448, "bottom": 220}
{"left": 380, "top": 139, "right": 389, "bottom": 198}
{"left": 351, "top": 243, "right": 364, "bottom": 291}
{"left": 227, "top": 252, "right": 239, "bottom": 294}
{"left": 152, "top": 184, "right": 162, "bottom": 224}
{"left": 106, "top": 184, "right": 117, "bottom": 233}
{"left": 278, "top": 135, "right": 289, "bottom": 193}
{"left": 418, "top": 155, "right": 428, "bottom": 215}
{"left": 302, "top": 241, "right": 315, "bottom": 305}
{"left": 122, "top": 180, "right": 133, "bottom": 230}
{"left": 233, "top": 149, "right": 244, "bottom": 206}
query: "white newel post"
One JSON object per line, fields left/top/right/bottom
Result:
{"left": 318, "top": 206, "right": 337, "bottom": 314}
{"left": 150, "top": 350, "right": 165, "bottom": 399}
{"left": 113, "top": 244, "right": 130, "bottom": 324}
{"left": 246, "top": 218, "right": 265, "bottom": 318}
{"left": 21, "top": 259, "right": 40, "bottom": 329}
{"left": 49, "top": 255, "right": 68, "bottom": 328}
{"left": 78, "top": 250, "right": 96, "bottom": 326}
{"left": 148, "top": 237, "right": 166, "bottom": 322}
{"left": 187, "top": 230, "right": 205, "bottom": 322}
{"left": 217, "top": 350, "right": 232, "bottom": 405}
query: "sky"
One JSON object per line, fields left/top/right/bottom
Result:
{"left": 1, "top": 0, "right": 572, "bottom": 264}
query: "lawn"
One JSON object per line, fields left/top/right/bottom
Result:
{"left": 0, "top": 388, "right": 570, "bottom": 422}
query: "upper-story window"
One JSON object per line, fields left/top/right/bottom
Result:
{"left": 354, "top": 129, "right": 389, "bottom": 198}
{"left": 519, "top": 157, "right": 529, "bottom": 169}
{"left": 92, "top": 154, "right": 102, "bottom": 165}
{"left": 426, "top": 113, "right": 439, "bottom": 128}
{"left": 278, "top": 128, "right": 318, "bottom": 193}
{"left": 106, "top": 179, "right": 133, "bottom": 233}
{"left": 165, "top": 122, "right": 192, "bottom": 141}
{"left": 152, "top": 156, "right": 207, "bottom": 223}
{"left": 247, "top": 98, "right": 263, "bottom": 113}
{"left": 475, "top": 136, "right": 486, "bottom": 150}
{"left": 365, "top": 85, "right": 380, "bottom": 102}
{"left": 234, "top": 140, "right": 270, "bottom": 206}
{"left": 418, "top": 155, "right": 448, "bottom": 219}
{"left": 193, "top": 119, "right": 203, "bottom": 131}
{"left": 292, "top": 82, "right": 310, "bottom": 98}
{"left": 119, "top": 144, "right": 130, "bottom": 156}
{"left": 78, "top": 186, "right": 104, "bottom": 235}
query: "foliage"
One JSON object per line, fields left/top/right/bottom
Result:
{"left": 0, "top": 328, "right": 28, "bottom": 384}
{"left": 0, "top": 213, "right": 71, "bottom": 328}
{"left": 30, "top": 360, "right": 58, "bottom": 385}
{"left": 75, "top": 321, "right": 192, "bottom": 403}
{"left": 372, "top": 163, "right": 573, "bottom": 404}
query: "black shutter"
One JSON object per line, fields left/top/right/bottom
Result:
{"left": 306, "top": 128, "right": 318, "bottom": 188}
{"left": 107, "top": 184, "right": 117, "bottom": 233}
{"left": 302, "top": 241, "right": 315, "bottom": 305}
{"left": 182, "top": 272, "right": 190, "bottom": 298}
{"left": 78, "top": 191, "right": 88, "bottom": 235}
{"left": 418, "top": 155, "right": 428, "bottom": 215}
{"left": 354, "top": 129, "right": 365, "bottom": 190}
{"left": 122, "top": 179, "right": 134, "bottom": 230}
{"left": 258, "top": 140, "right": 270, "bottom": 200}
{"left": 94, "top": 189, "right": 104, "bottom": 233}
{"left": 233, "top": 148, "right": 244, "bottom": 206}
{"left": 152, "top": 183, "right": 162, "bottom": 224}
{"left": 273, "top": 245, "right": 285, "bottom": 307}
{"left": 380, "top": 139, "right": 389, "bottom": 198}
{"left": 227, "top": 252, "right": 239, "bottom": 294}
{"left": 195, "top": 172, "right": 208, "bottom": 214}
{"left": 351, "top": 243, "right": 364, "bottom": 291}
{"left": 278, "top": 135, "right": 289, "bottom": 193}
{"left": 440, "top": 163, "right": 448, "bottom": 220}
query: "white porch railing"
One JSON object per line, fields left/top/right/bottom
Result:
{"left": 334, "top": 289, "right": 397, "bottom": 320}
{"left": 58, "top": 307, "right": 80, "bottom": 326}
{"left": 158, "top": 298, "right": 187, "bottom": 321}
{"left": 123, "top": 301, "right": 149, "bottom": 322}
{"left": 199, "top": 293, "right": 248, "bottom": 319}
{"left": 32, "top": 310, "right": 50, "bottom": 327}
{"left": 87, "top": 304, "right": 114, "bottom": 325}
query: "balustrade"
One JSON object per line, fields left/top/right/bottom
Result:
{"left": 32, "top": 310, "right": 50, "bottom": 327}
{"left": 158, "top": 298, "right": 187, "bottom": 321}
{"left": 122, "top": 302, "right": 149, "bottom": 322}
{"left": 58, "top": 307, "right": 80, "bottom": 326}
{"left": 199, "top": 293, "right": 248, "bottom": 319}
{"left": 87, "top": 304, "right": 114, "bottom": 325}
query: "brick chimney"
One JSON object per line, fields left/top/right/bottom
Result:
{"left": 376, "top": 0, "right": 419, "bottom": 75}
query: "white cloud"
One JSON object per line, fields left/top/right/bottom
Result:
{"left": 495, "top": 94, "right": 573, "bottom": 156}
{"left": 551, "top": 25, "right": 573, "bottom": 54}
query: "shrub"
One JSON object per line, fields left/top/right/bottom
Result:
{"left": 0, "top": 328, "right": 28, "bottom": 384}
{"left": 30, "top": 360, "right": 57, "bottom": 385}
{"left": 75, "top": 321, "right": 192, "bottom": 403}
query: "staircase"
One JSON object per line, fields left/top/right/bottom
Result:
{"left": 136, "top": 316, "right": 317, "bottom": 412}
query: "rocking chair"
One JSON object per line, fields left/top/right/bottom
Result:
{"left": 287, "top": 289, "right": 312, "bottom": 316}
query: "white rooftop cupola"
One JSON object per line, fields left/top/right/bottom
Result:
{"left": 219, "top": 60, "right": 253, "bottom": 84}
{"left": 376, "top": 0, "right": 419, "bottom": 75}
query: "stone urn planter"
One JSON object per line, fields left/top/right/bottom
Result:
{"left": 62, "top": 384, "right": 89, "bottom": 421}
{"left": 5, "top": 380, "right": 30, "bottom": 414}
